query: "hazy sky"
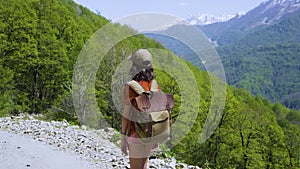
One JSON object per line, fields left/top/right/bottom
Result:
{"left": 73, "top": 0, "right": 267, "bottom": 21}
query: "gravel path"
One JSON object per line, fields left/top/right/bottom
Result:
{"left": 0, "top": 115, "right": 200, "bottom": 169}
{"left": 0, "top": 130, "right": 101, "bottom": 169}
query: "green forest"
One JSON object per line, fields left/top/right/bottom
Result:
{"left": 1, "top": 0, "right": 300, "bottom": 168}
{"left": 200, "top": 12, "right": 300, "bottom": 110}
{"left": 216, "top": 13, "right": 300, "bottom": 110}
{"left": 148, "top": 13, "right": 300, "bottom": 111}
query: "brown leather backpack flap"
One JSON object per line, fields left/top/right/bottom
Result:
{"left": 135, "top": 92, "right": 174, "bottom": 112}
{"left": 134, "top": 94, "right": 151, "bottom": 112}
{"left": 148, "top": 92, "right": 168, "bottom": 112}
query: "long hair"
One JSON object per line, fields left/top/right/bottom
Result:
{"left": 131, "top": 66, "right": 154, "bottom": 82}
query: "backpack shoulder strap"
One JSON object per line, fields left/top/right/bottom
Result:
{"left": 126, "top": 80, "right": 145, "bottom": 95}
{"left": 150, "top": 79, "right": 159, "bottom": 92}
{"left": 127, "top": 79, "right": 159, "bottom": 94}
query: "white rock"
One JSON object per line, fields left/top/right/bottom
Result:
{"left": 0, "top": 115, "right": 201, "bottom": 169}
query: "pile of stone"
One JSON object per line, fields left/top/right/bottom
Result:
{"left": 0, "top": 114, "right": 200, "bottom": 169}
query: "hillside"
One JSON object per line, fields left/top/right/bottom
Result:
{"left": 0, "top": 0, "right": 163, "bottom": 117}
{"left": 0, "top": 0, "right": 109, "bottom": 115}
{"left": 149, "top": 0, "right": 300, "bottom": 110}
{"left": 217, "top": 10, "right": 300, "bottom": 110}
{"left": 0, "top": 0, "right": 300, "bottom": 168}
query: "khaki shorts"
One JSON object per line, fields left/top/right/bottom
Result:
{"left": 128, "top": 143, "right": 153, "bottom": 158}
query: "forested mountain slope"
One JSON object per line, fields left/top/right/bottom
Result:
{"left": 0, "top": 0, "right": 163, "bottom": 116}
{"left": 0, "top": 0, "right": 300, "bottom": 168}
{"left": 149, "top": 0, "right": 300, "bottom": 110}
{"left": 217, "top": 11, "right": 300, "bottom": 110}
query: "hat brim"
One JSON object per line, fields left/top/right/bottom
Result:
{"left": 127, "top": 54, "right": 133, "bottom": 61}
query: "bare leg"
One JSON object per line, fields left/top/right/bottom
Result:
{"left": 128, "top": 143, "right": 153, "bottom": 169}
{"left": 129, "top": 158, "right": 145, "bottom": 169}
{"left": 142, "top": 158, "right": 148, "bottom": 169}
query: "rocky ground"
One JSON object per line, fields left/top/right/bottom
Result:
{"left": 0, "top": 114, "right": 201, "bottom": 169}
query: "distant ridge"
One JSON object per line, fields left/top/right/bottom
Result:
{"left": 185, "top": 13, "right": 244, "bottom": 25}
{"left": 147, "top": 0, "right": 300, "bottom": 110}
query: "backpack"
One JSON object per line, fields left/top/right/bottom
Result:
{"left": 127, "top": 80, "right": 174, "bottom": 144}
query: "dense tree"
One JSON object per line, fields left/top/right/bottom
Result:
{"left": 0, "top": 1, "right": 299, "bottom": 168}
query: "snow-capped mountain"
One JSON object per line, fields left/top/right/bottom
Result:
{"left": 185, "top": 13, "right": 244, "bottom": 25}
{"left": 247, "top": 0, "right": 300, "bottom": 26}
{"left": 190, "top": 0, "right": 300, "bottom": 27}
{"left": 150, "top": 0, "right": 300, "bottom": 37}
{"left": 146, "top": 0, "right": 300, "bottom": 110}
{"left": 165, "top": 0, "right": 300, "bottom": 28}
{"left": 198, "top": 0, "right": 300, "bottom": 40}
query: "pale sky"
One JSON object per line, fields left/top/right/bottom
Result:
{"left": 73, "top": 0, "right": 267, "bottom": 21}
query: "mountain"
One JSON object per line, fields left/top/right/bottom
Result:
{"left": 185, "top": 13, "right": 244, "bottom": 25}
{"left": 200, "top": 0, "right": 300, "bottom": 45}
{"left": 1, "top": 0, "right": 300, "bottom": 168}
{"left": 147, "top": 0, "right": 300, "bottom": 110}
{"left": 217, "top": 12, "right": 300, "bottom": 109}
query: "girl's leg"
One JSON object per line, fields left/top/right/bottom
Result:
{"left": 128, "top": 143, "right": 153, "bottom": 169}
{"left": 129, "top": 158, "right": 145, "bottom": 169}
{"left": 129, "top": 157, "right": 149, "bottom": 169}
{"left": 142, "top": 157, "right": 149, "bottom": 169}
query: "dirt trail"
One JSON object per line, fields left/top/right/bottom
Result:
{"left": 0, "top": 130, "right": 100, "bottom": 169}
